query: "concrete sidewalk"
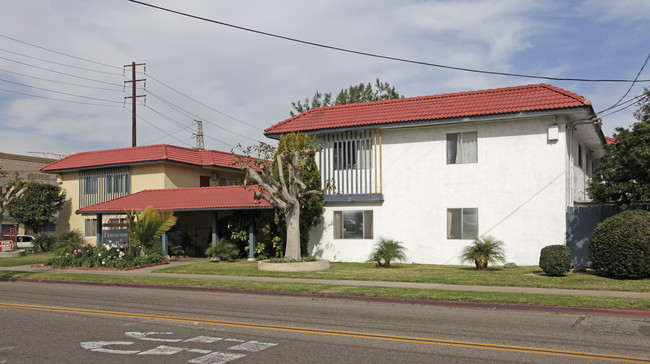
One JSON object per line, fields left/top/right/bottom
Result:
{"left": 2, "top": 258, "right": 650, "bottom": 299}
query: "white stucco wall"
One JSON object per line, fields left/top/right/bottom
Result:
{"left": 309, "top": 115, "right": 572, "bottom": 265}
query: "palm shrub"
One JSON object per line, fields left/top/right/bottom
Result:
{"left": 367, "top": 238, "right": 407, "bottom": 268}
{"left": 53, "top": 229, "right": 86, "bottom": 256}
{"left": 539, "top": 245, "right": 572, "bottom": 276}
{"left": 205, "top": 238, "right": 240, "bottom": 261}
{"left": 32, "top": 234, "right": 57, "bottom": 252}
{"left": 460, "top": 236, "right": 506, "bottom": 270}
{"left": 590, "top": 210, "right": 650, "bottom": 279}
{"left": 125, "top": 206, "right": 177, "bottom": 257}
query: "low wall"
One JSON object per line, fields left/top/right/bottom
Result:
{"left": 258, "top": 259, "right": 330, "bottom": 272}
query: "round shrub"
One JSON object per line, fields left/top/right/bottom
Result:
{"left": 590, "top": 210, "right": 650, "bottom": 279}
{"left": 539, "top": 245, "right": 571, "bottom": 276}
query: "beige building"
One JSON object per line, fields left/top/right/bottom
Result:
{"left": 40, "top": 144, "right": 271, "bottom": 255}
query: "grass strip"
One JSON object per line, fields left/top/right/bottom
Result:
{"left": 1, "top": 270, "right": 648, "bottom": 311}
{"left": 0, "top": 252, "right": 56, "bottom": 267}
{"left": 155, "top": 261, "right": 650, "bottom": 292}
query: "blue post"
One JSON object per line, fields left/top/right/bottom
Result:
{"left": 96, "top": 214, "right": 103, "bottom": 248}
{"left": 162, "top": 232, "right": 168, "bottom": 256}
{"left": 248, "top": 220, "right": 256, "bottom": 260}
{"left": 211, "top": 211, "right": 218, "bottom": 243}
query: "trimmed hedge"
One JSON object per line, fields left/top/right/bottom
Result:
{"left": 590, "top": 210, "right": 650, "bottom": 279}
{"left": 539, "top": 245, "right": 571, "bottom": 276}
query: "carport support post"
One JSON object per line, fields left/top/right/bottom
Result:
{"left": 248, "top": 220, "right": 256, "bottom": 260}
{"left": 161, "top": 232, "right": 168, "bottom": 257}
{"left": 211, "top": 211, "right": 218, "bottom": 244}
{"left": 95, "top": 214, "right": 103, "bottom": 248}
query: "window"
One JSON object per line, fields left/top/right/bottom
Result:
{"left": 447, "top": 132, "right": 477, "bottom": 164}
{"left": 447, "top": 208, "right": 478, "bottom": 239}
{"left": 334, "top": 139, "right": 372, "bottom": 170}
{"left": 106, "top": 173, "right": 127, "bottom": 194}
{"left": 334, "top": 210, "right": 373, "bottom": 239}
{"left": 578, "top": 144, "right": 583, "bottom": 169}
{"left": 84, "top": 218, "right": 97, "bottom": 237}
{"left": 83, "top": 175, "right": 98, "bottom": 195}
{"left": 200, "top": 176, "right": 210, "bottom": 187}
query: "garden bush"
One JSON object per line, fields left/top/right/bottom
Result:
{"left": 590, "top": 210, "right": 650, "bottom": 279}
{"left": 460, "top": 236, "right": 505, "bottom": 270}
{"left": 205, "top": 238, "right": 240, "bottom": 261}
{"left": 367, "top": 238, "right": 407, "bottom": 267}
{"left": 539, "top": 245, "right": 571, "bottom": 276}
{"left": 47, "top": 241, "right": 165, "bottom": 269}
{"left": 53, "top": 229, "right": 87, "bottom": 256}
{"left": 32, "top": 234, "right": 57, "bottom": 252}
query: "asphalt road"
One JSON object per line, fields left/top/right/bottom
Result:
{"left": 1, "top": 281, "right": 649, "bottom": 363}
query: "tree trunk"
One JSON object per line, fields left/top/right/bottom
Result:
{"left": 284, "top": 204, "right": 301, "bottom": 260}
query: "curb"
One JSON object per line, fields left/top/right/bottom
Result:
{"left": 3, "top": 277, "right": 649, "bottom": 318}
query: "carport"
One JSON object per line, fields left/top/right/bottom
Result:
{"left": 76, "top": 185, "right": 273, "bottom": 257}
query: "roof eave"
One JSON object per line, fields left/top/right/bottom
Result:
{"left": 42, "top": 159, "right": 243, "bottom": 174}
{"left": 75, "top": 206, "right": 273, "bottom": 215}
{"left": 264, "top": 106, "right": 592, "bottom": 137}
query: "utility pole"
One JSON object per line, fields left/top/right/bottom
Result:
{"left": 193, "top": 119, "right": 205, "bottom": 150}
{"left": 124, "top": 62, "right": 146, "bottom": 147}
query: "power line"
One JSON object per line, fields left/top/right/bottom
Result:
{"left": 0, "top": 67, "right": 122, "bottom": 92}
{"left": 139, "top": 84, "right": 263, "bottom": 143}
{"left": 0, "top": 56, "right": 123, "bottom": 86}
{"left": 135, "top": 101, "right": 240, "bottom": 149}
{"left": 0, "top": 77, "right": 123, "bottom": 104}
{"left": 128, "top": 0, "right": 650, "bottom": 83}
{"left": 134, "top": 113, "right": 194, "bottom": 148}
{"left": 598, "top": 53, "right": 650, "bottom": 114}
{"left": 145, "top": 72, "right": 262, "bottom": 130}
{"left": 0, "top": 48, "right": 122, "bottom": 75}
{"left": 0, "top": 87, "right": 124, "bottom": 107}
{"left": 0, "top": 34, "right": 123, "bottom": 70}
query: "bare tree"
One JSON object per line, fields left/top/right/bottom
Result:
{"left": 233, "top": 134, "right": 326, "bottom": 260}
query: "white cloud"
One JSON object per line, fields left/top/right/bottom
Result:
{"left": 0, "top": 0, "right": 647, "bottom": 155}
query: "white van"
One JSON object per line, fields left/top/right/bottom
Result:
{"left": 1, "top": 235, "right": 35, "bottom": 249}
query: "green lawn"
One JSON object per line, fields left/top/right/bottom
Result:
{"left": 155, "top": 260, "right": 650, "bottom": 292}
{"left": 2, "top": 254, "right": 650, "bottom": 311}
{"left": 0, "top": 252, "right": 56, "bottom": 267}
{"left": 1, "top": 270, "right": 648, "bottom": 311}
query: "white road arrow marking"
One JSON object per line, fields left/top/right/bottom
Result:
{"left": 137, "top": 345, "right": 187, "bottom": 355}
{"left": 185, "top": 336, "right": 223, "bottom": 343}
{"left": 125, "top": 331, "right": 182, "bottom": 342}
{"left": 80, "top": 341, "right": 139, "bottom": 354}
{"left": 227, "top": 340, "right": 278, "bottom": 352}
{"left": 188, "top": 351, "right": 246, "bottom": 364}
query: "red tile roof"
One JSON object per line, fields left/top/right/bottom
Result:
{"left": 41, "top": 144, "right": 245, "bottom": 172}
{"left": 76, "top": 185, "right": 273, "bottom": 214}
{"left": 265, "top": 83, "right": 592, "bottom": 136}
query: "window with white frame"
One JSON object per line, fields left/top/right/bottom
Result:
{"left": 84, "top": 218, "right": 97, "bottom": 237}
{"left": 333, "top": 210, "right": 373, "bottom": 239}
{"left": 447, "top": 132, "right": 478, "bottom": 164}
{"left": 447, "top": 208, "right": 478, "bottom": 239}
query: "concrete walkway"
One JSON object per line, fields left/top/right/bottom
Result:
{"left": 2, "top": 259, "right": 650, "bottom": 299}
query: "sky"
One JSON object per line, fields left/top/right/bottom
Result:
{"left": 0, "top": 0, "right": 649, "bottom": 158}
